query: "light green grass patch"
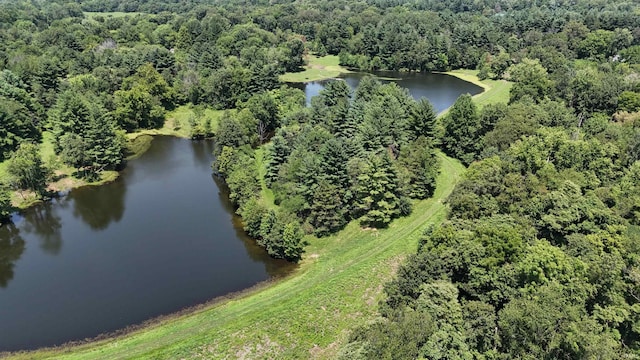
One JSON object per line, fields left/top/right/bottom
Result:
{"left": 254, "top": 147, "right": 276, "bottom": 208}
{"left": 280, "top": 55, "right": 351, "bottom": 83}
{"left": 10, "top": 153, "right": 464, "bottom": 360}
{"left": 443, "top": 69, "right": 512, "bottom": 110}
{"left": 128, "top": 105, "right": 226, "bottom": 140}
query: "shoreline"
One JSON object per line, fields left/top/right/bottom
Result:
{"left": 1, "top": 269, "right": 298, "bottom": 357}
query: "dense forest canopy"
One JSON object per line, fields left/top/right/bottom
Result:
{"left": 0, "top": 0, "right": 639, "bottom": 357}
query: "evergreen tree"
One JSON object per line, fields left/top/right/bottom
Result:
{"left": 442, "top": 94, "right": 481, "bottom": 165}
{"left": 399, "top": 137, "right": 440, "bottom": 199}
{"left": 355, "top": 152, "right": 409, "bottom": 228}
{"left": 309, "top": 180, "right": 347, "bottom": 236}
{"left": 409, "top": 98, "right": 437, "bottom": 140}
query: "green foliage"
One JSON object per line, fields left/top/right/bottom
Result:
{"left": 507, "top": 58, "right": 553, "bottom": 103}
{"left": 49, "top": 91, "right": 125, "bottom": 177}
{"left": 355, "top": 153, "right": 408, "bottom": 228}
{"left": 398, "top": 137, "right": 440, "bottom": 199}
{"left": 0, "top": 185, "right": 12, "bottom": 224}
{"left": 441, "top": 94, "right": 481, "bottom": 165}
{"left": 6, "top": 143, "right": 49, "bottom": 197}
{"left": 114, "top": 86, "right": 165, "bottom": 131}
{"left": 225, "top": 153, "right": 260, "bottom": 208}
{"left": 0, "top": 96, "right": 41, "bottom": 161}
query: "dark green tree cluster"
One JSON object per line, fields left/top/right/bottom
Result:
{"left": 265, "top": 78, "right": 440, "bottom": 235}
{"left": 215, "top": 78, "right": 440, "bottom": 258}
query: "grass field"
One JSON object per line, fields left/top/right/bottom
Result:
{"left": 280, "top": 55, "right": 351, "bottom": 83}
{"left": 8, "top": 152, "right": 463, "bottom": 360}
{"left": 444, "top": 69, "right": 512, "bottom": 108}
{"left": 128, "top": 105, "right": 225, "bottom": 140}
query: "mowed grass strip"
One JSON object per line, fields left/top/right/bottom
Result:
{"left": 11, "top": 153, "right": 464, "bottom": 360}
{"left": 280, "top": 55, "right": 351, "bottom": 83}
{"left": 444, "top": 69, "right": 512, "bottom": 109}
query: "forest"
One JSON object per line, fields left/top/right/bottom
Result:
{"left": 0, "top": 0, "right": 639, "bottom": 357}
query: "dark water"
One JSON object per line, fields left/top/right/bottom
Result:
{"left": 0, "top": 137, "right": 294, "bottom": 351}
{"left": 292, "top": 71, "right": 483, "bottom": 112}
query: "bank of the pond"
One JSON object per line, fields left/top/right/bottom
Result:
{"left": 442, "top": 69, "right": 512, "bottom": 109}
{"left": 280, "top": 55, "right": 351, "bottom": 83}
{"left": 3, "top": 66, "right": 514, "bottom": 360}
{"left": 0, "top": 104, "right": 223, "bottom": 211}
{"left": 1, "top": 137, "right": 292, "bottom": 352}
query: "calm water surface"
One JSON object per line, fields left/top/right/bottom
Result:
{"left": 0, "top": 137, "right": 294, "bottom": 351}
{"left": 293, "top": 71, "right": 483, "bottom": 111}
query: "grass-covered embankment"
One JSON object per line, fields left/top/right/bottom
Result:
{"left": 443, "top": 69, "right": 512, "bottom": 108}
{"left": 8, "top": 152, "right": 463, "bottom": 360}
{"left": 280, "top": 55, "right": 351, "bottom": 83}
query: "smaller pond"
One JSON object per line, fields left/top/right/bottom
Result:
{"left": 291, "top": 71, "right": 483, "bottom": 112}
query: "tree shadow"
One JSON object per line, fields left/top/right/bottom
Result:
{"left": 21, "top": 201, "right": 63, "bottom": 255}
{"left": 68, "top": 180, "right": 127, "bottom": 231}
{"left": 0, "top": 223, "right": 25, "bottom": 288}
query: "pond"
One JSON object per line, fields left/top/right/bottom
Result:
{"left": 0, "top": 136, "right": 295, "bottom": 352}
{"left": 291, "top": 71, "right": 484, "bottom": 112}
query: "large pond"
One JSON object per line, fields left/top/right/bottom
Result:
{"left": 0, "top": 136, "right": 294, "bottom": 352}
{"left": 292, "top": 71, "right": 483, "bottom": 111}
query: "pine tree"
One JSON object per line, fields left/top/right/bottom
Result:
{"left": 355, "top": 153, "right": 408, "bottom": 228}
{"left": 399, "top": 137, "right": 441, "bottom": 199}
{"left": 410, "top": 99, "right": 437, "bottom": 140}
{"left": 309, "top": 180, "right": 347, "bottom": 236}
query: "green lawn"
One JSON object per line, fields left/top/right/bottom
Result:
{"left": 9, "top": 153, "right": 464, "bottom": 360}
{"left": 444, "top": 69, "right": 512, "bottom": 109}
{"left": 280, "top": 55, "right": 351, "bottom": 83}
{"left": 128, "top": 105, "right": 225, "bottom": 140}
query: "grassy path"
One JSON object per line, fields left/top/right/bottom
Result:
{"left": 10, "top": 153, "right": 464, "bottom": 360}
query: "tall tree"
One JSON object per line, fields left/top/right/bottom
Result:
{"left": 442, "top": 94, "right": 481, "bottom": 165}
{"left": 6, "top": 143, "right": 48, "bottom": 197}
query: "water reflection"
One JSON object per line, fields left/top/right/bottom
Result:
{"left": 291, "top": 71, "right": 484, "bottom": 112}
{"left": 212, "top": 175, "right": 296, "bottom": 277}
{"left": 68, "top": 180, "right": 127, "bottom": 231}
{"left": 0, "top": 223, "right": 25, "bottom": 287}
{"left": 21, "top": 201, "right": 63, "bottom": 255}
{"left": 192, "top": 139, "right": 216, "bottom": 167}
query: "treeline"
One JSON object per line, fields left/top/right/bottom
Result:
{"left": 342, "top": 21, "right": 640, "bottom": 360}
{"left": 214, "top": 78, "right": 441, "bottom": 260}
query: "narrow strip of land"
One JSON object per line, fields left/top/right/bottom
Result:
{"left": 279, "top": 55, "right": 350, "bottom": 83}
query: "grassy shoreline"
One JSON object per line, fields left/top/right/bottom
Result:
{"left": 442, "top": 69, "right": 512, "bottom": 108}
{"left": 0, "top": 105, "right": 222, "bottom": 211}
{"left": 280, "top": 55, "right": 351, "bottom": 83}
